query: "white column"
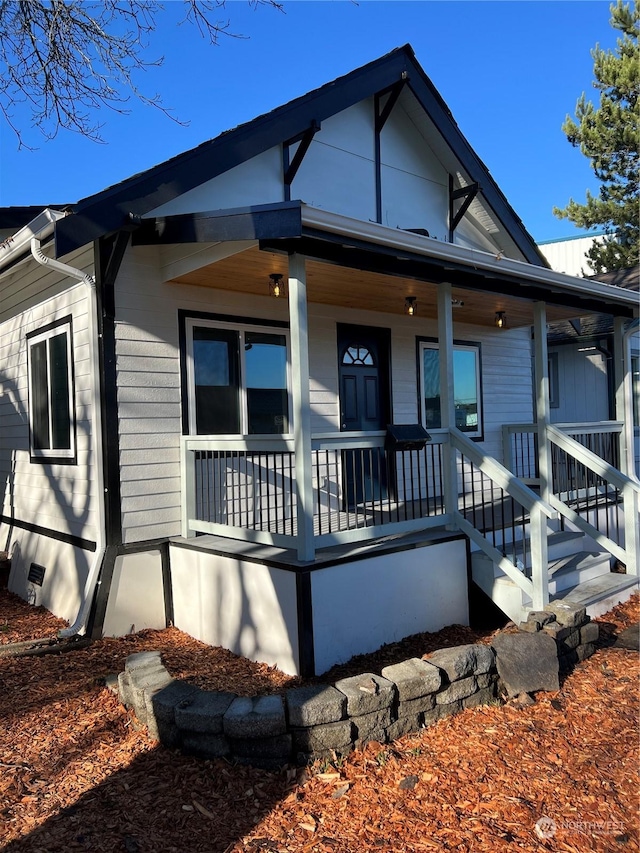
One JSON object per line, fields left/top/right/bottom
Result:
{"left": 614, "top": 317, "right": 639, "bottom": 576}
{"left": 437, "top": 282, "right": 457, "bottom": 524}
{"left": 288, "top": 253, "right": 315, "bottom": 561}
{"left": 532, "top": 301, "right": 551, "bottom": 608}
{"left": 613, "top": 316, "right": 633, "bottom": 478}
{"left": 533, "top": 302, "right": 552, "bottom": 505}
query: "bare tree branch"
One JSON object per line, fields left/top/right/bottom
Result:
{"left": 0, "top": 0, "right": 283, "bottom": 148}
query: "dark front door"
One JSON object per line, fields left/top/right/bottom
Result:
{"left": 337, "top": 325, "right": 391, "bottom": 507}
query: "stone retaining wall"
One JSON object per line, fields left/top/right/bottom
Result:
{"left": 114, "top": 602, "right": 597, "bottom": 769}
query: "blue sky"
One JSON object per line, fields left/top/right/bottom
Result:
{"left": 0, "top": 1, "right": 617, "bottom": 242}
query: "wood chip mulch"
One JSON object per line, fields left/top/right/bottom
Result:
{"left": 0, "top": 587, "right": 638, "bottom": 853}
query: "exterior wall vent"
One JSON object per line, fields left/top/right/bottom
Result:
{"left": 28, "top": 563, "right": 46, "bottom": 586}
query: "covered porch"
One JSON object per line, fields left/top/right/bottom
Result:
{"left": 135, "top": 203, "right": 639, "bottom": 672}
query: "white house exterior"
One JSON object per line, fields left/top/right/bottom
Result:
{"left": 1, "top": 46, "right": 638, "bottom": 676}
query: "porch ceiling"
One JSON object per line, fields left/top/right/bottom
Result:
{"left": 170, "top": 245, "right": 584, "bottom": 329}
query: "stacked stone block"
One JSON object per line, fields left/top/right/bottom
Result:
{"left": 519, "top": 602, "right": 599, "bottom": 671}
{"left": 114, "top": 603, "right": 598, "bottom": 769}
{"left": 117, "top": 644, "right": 498, "bottom": 769}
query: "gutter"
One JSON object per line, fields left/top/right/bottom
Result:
{"left": 300, "top": 206, "right": 640, "bottom": 311}
{"left": 0, "top": 208, "right": 67, "bottom": 270}
{"left": 28, "top": 234, "right": 106, "bottom": 639}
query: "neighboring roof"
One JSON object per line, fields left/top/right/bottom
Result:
{"left": 36, "top": 44, "right": 548, "bottom": 266}
{"left": 590, "top": 265, "right": 639, "bottom": 292}
{"left": 547, "top": 264, "right": 640, "bottom": 343}
{"left": 538, "top": 231, "right": 606, "bottom": 246}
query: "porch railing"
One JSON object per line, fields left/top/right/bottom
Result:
{"left": 546, "top": 424, "right": 639, "bottom": 575}
{"left": 450, "top": 427, "right": 556, "bottom": 611}
{"left": 503, "top": 421, "right": 624, "bottom": 484}
{"left": 181, "top": 431, "right": 449, "bottom": 551}
{"left": 181, "top": 422, "right": 638, "bottom": 610}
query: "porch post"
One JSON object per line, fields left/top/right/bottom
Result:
{"left": 613, "top": 316, "right": 633, "bottom": 478}
{"left": 532, "top": 301, "right": 550, "bottom": 607}
{"left": 437, "top": 282, "right": 457, "bottom": 525}
{"left": 533, "top": 302, "right": 552, "bottom": 505}
{"left": 288, "top": 253, "right": 315, "bottom": 562}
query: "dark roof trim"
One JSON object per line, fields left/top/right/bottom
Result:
{"left": 132, "top": 201, "right": 303, "bottom": 246}
{"left": 53, "top": 45, "right": 545, "bottom": 266}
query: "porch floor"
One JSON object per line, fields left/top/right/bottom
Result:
{"left": 170, "top": 524, "right": 465, "bottom": 571}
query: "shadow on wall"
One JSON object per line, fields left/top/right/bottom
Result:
{"left": 0, "top": 362, "right": 93, "bottom": 622}
{"left": 170, "top": 544, "right": 299, "bottom": 675}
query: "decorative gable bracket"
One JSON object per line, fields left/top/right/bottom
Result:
{"left": 283, "top": 120, "right": 321, "bottom": 201}
{"left": 448, "top": 175, "right": 480, "bottom": 242}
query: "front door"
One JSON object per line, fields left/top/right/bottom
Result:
{"left": 337, "top": 324, "right": 391, "bottom": 506}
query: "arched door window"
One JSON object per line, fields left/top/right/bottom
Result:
{"left": 341, "top": 344, "right": 376, "bottom": 366}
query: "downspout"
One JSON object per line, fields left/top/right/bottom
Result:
{"left": 29, "top": 237, "right": 106, "bottom": 637}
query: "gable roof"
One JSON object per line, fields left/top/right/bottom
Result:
{"left": 51, "top": 44, "right": 548, "bottom": 266}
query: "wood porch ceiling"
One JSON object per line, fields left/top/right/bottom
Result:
{"left": 170, "top": 245, "right": 584, "bottom": 329}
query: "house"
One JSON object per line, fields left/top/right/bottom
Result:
{"left": 1, "top": 46, "right": 638, "bottom": 676}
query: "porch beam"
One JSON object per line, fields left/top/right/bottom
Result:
{"left": 437, "top": 282, "right": 457, "bottom": 526}
{"left": 288, "top": 253, "right": 315, "bottom": 562}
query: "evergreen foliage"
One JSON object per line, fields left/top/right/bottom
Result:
{"left": 554, "top": 1, "right": 639, "bottom": 273}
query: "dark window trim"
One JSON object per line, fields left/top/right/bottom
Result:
{"left": 26, "top": 314, "right": 77, "bottom": 465}
{"left": 416, "top": 335, "right": 484, "bottom": 442}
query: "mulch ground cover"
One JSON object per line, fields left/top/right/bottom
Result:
{"left": 0, "top": 587, "right": 638, "bottom": 853}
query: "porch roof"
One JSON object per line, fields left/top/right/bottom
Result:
{"left": 134, "top": 201, "right": 638, "bottom": 322}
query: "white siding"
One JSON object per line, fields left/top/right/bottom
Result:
{"left": 0, "top": 248, "right": 99, "bottom": 622}
{"left": 148, "top": 147, "right": 284, "bottom": 217}
{"left": 116, "top": 246, "right": 534, "bottom": 543}
{"left": 145, "top": 99, "right": 459, "bottom": 237}
{"left": 379, "top": 99, "right": 448, "bottom": 236}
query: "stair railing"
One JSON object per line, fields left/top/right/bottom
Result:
{"left": 449, "top": 427, "right": 557, "bottom": 611}
{"left": 547, "top": 424, "right": 639, "bottom": 576}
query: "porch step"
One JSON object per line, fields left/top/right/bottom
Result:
{"left": 470, "top": 531, "right": 619, "bottom": 625}
{"left": 474, "top": 530, "right": 586, "bottom": 581}
{"left": 548, "top": 550, "right": 612, "bottom": 595}
{"left": 551, "top": 572, "right": 639, "bottom": 620}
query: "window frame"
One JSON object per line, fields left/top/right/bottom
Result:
{"left": 184, "top": 315, "right": 293, "bottom": 437}
{"left": 417, "top": 336, "right": 484, "bottom": 440}
{"left": 26, "top": 316, "right": 76, "bottom": 463}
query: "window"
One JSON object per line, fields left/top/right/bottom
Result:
{"left": 418, "top": 338, "right": 483, "bottom": 437}
{"left": 548, "top": 351, "right": 560, "bottom": 409}
{"left": 186, "top": 318, "right": 291, "bottom": 435}
{"left": 27, "top": 318, "right": 75, "bottom": 460}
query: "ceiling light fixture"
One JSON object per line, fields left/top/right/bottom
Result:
{"left": 405, "top": 296, "right": 417, "bottom": 316}
{"left": 495, "top": 311, "right": 506, "bottom": 329}
{"left": 269, "top": 273, "right": 285, "bottom": 298}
